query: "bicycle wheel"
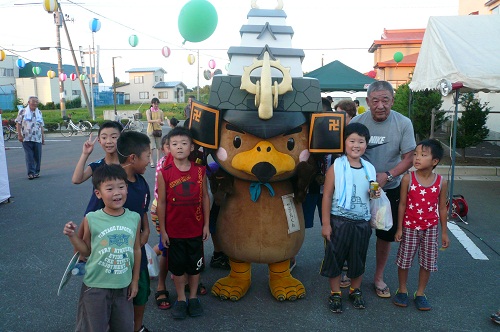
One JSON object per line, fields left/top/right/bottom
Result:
{"left": 80, "top": 121, "right": 93, "bottom": 136}
{"left": 2, "top": 126, "right": 11, "bottom": 141}
{"left": 60, "top": 122, "right": 74, "bottom": 137}
{"left": 129, "top": 120, "right": 144, "bottom": 132}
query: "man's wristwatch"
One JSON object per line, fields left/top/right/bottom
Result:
{"left": 385, "top": 171, "right": 394, "bottom": 182}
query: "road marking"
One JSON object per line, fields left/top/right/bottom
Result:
{"left": 45, "top": 140, "right": 71, "bottom": 142}
{"left": 447, "top": 222, "right": 488, "bottom": 260}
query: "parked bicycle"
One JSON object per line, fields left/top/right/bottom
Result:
{"left": 2, "top": 118, "right": 18, "bottom": 141}
{"left": 60, "top": 113, "right": 93, "bottom": 137}
{"left": 117, "top": 113, "right": 144, "bottom": 133}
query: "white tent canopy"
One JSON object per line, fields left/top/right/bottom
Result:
{"left": 410, "top": 15, "right": 500, "bottom": 93}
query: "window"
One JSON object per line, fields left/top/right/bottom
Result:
{"left": 134, "top": 76, "right": 144, "bottom": 84}
{"left": 0, "top": 68, "right": 14, "bottom": 77}
{"left": 139, "top": 92, "right": 149, "bottom": 99}
{"left": 158, "top": 91, "right": 168, "bottom": 99}
{"left": 155, "top": 76, "right": 159, "bottom": 82}
{"left": 72, "top": 90, "right": 81, "bottom": 96}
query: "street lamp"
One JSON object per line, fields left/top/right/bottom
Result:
{"left": 112, "top": 56, "right": 121, "bottom": 115}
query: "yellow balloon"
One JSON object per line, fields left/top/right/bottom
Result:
{"left": 0, "top": 50, "right": 5, "bottom": 61}
{"left": 187, "top": 54, "right": 196, "bottom": 65}
{"left": 47, "top": 70, "right": 56, "bottom": 79}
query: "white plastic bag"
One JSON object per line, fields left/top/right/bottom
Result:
{"left": 370, "top": 190, "right": 393, "bottom": 231}
{"left": 145, "top": 243, "right": 160, "bottom": 277}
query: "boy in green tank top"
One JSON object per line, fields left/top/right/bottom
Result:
{"left": 63, "top": 164, "right": 141, "bottom": 331}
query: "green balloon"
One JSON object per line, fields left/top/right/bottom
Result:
{"left": 393, "top": 51, "right": 404, "bottom": 63}
{"left": 178, "top": 0, "right": 218, "bottom": 44}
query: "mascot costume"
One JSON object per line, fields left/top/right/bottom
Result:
{"left": 189, "top": 0, "right": 345, "bottom": 301}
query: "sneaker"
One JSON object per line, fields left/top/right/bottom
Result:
{"left": 328, "top": 293, "right": 342, "bottom": 313}
{"left": 393, "top": 289, "right": 409, "bottom": 307}
{"left": 491, "top": 312, "right": 500, "bottom": 325}
{"left": 187, "top": 298, "right": 203, "bottom": 317}
{"left": 137, "top": 325, "right": 150, "bottom": 332}
{"left": 289, "top": 257, "right": 297, "bottom": 272}
{"left": 349, "top": 288, "right": 366, "bottom": 309}
{"left": 171, "top": 300, "right": 188, "bottom": 319}
{"left": 210, "top": 254, "right": 230, "bottom": 270}
{"left": 414, "top": 292, "right": 431, "bottom": 311}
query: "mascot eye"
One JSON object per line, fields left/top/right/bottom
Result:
{"left": 233, "top": 136, "right": 242, "bottom": 148}
{"left": 287, "top": 138, "right": 295, "bottom": 151}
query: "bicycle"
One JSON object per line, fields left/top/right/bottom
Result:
{"left": 59, "top": 113, "right": 93, "bottom": 137}
{"left": 2, "top": 118, "right": 18, "bottom": 141}
{"left": 117, "top": 113, "right": 144, "bottom": 133}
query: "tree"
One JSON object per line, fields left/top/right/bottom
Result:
{"left": 393, "top": 83, "right": 445, "bottom": 141}
{"left": 456, "top": 92, "right": 490, "bottom": 159}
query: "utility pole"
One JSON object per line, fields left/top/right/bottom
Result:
{"left": 54, "top": 10, "right": 66, "bottom": 118}
{"left": 112, "top": 56, "right": 121, "bottom": 115}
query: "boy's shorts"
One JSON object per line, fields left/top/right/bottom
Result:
{"left": 133, "top": 269, "right": 151, "bottom": 306}
{"left": 320, "top": 215, "right": 372, "bottom": 279}
{"left": 168, "top": 236, "right": 204, "bottom": 276}
{"left": 375, "top": 186, "right": 400, "bottom": 242}
{"left": 76, "top": 284, "right": 133, "bottom": 331}
{"left": 396, "top": 225, "right": 438, "bottom": 272}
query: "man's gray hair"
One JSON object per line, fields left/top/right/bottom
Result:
{"left": 367, "top": 81, "right": 394, "bottom": 98}
{"left": 28, "top": 96, "right": 39, "bottom": 101}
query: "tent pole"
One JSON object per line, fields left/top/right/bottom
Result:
{"left": 447, "top": 88, "right": 460, "bottom": 218}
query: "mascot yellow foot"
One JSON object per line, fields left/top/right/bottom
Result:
{"left": 211, "top": 260, "right": 251, "bottom": 301}
{"left": 269, "top": 259, "right": 306, "bottom": 301}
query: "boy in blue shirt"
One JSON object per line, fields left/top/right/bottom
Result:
{"left": 63, "top": 164, "right": 141, "bottom": 331}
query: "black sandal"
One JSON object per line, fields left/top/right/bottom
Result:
{"left": 155, "top": 290, "right": 171, "bottom": 310}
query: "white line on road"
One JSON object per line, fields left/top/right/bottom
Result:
{"left": 45, "top": 140, "right": 71, "bottom": 142}
{"left": 448, "top": 221, "right": 488, "bottom": 260}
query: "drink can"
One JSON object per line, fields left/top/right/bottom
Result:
{"left": 370, "top": 182, "right": 379, "bottom": 199}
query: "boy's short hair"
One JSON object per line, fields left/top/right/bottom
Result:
{"left": 344, "top": 122, "right": 370, "bottom": 142}
{"left": 98, "top": 120, "right": 123, "bottom": 135}
{"left": 354, "top": 100, "right": 360, "bottom": 106}
{"left": 417, "top": 139, "right": 444, "bottom": 163}
{"left": 321, "top": 97, "right": 332, "bottom": 111}
{"left": 117, "top": 131, "right": 151, "bottom": 163}
{"left": 169, "top": 117, "right": 179, "bottom": 127}
{"left": 92, "top": 164, "right": 128, "bottom": 190}
{"left": 167, "top": 126, "right": 193, "bottom": 143}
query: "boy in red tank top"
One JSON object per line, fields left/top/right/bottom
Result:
{"left": 394, "top": 139, "right": 450, "bottom": 311}
{"left": 156, "top": 126, "right": 210, "bottom": 319}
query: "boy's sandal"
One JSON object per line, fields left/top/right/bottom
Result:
{"left": 184, "top": 282, "right": 208, "bottom": 295}
{"left": 375, "top": 285, "right": 391, "bottom": 298}
{"left": 28, "top": 174, "right": 34, "bottom": 180}
{"left": 340, "top": 274, "right": 351, "bottom": 288}
{"left": 155, "top": 290, "right": 171, "bottom": 310}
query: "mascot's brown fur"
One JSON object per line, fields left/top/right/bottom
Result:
{"left": 210, "top": 120, "right": 314, "bottom": 301}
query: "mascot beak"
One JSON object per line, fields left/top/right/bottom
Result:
{"left": 232, "top": 140, "right": 295, "bottom": 183}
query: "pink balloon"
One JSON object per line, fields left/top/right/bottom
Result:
{"left": 161, "top": 46, "right": 171, "bottom": 58}
{"left": 59, "top": 73, "right": 67, "bottom": 82}
{"left": 208, "top": 59, "right": 216, "bottom": 69}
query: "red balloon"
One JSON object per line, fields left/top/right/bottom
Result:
{"left": 367, "top": 70, "right": 376, "bottom": 78}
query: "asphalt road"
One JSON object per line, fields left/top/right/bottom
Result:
{"left": 1, "top": 133, "right": 499, "bottom": 332}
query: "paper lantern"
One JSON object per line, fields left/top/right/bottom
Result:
{"left": 213, "top": 69, "right": 222, "bottom": 76}
{"left": 0, "top": 50, "right": 5, "bottom": 61}
{"left": 17, "top": 59, "right": 25, "bottom": 69}
{"left": 393, "top": 52, "right": 404, "bottom": 63}
{"left": 161, "top": 46, "right": 171, "bottom": 58}
{"left": 128, "top": 35, "right": 139, "bottom": 47}
{"left": 208, "top": 59, "right": 216, "bottom": 69}
{"left": 47, "top": 70, "right": 56, "bottom": 79}
{"left": 32, "top": 66, "right": 41, "bottom": 76}
{"left": 367, "top": 70, "right": 376, "bottom": 78}
{"left": 203, "top": 69, "right": 212, "bottom": 80}
{"left": 178, "top": 0, "right": 218, "bottom": 44}
{"left": 89, "top": 18, "right": 101, "bottom": 33}
{"left": 42, "top": 0, "right": 58, "bottom": 13}
{"left": 79, "top": 74, "right": 87, "bottom": 81}
{"left": 187, "top": 54, "right": 196, "bottom": 65}
{"left": 59, "top": 73, "right": 67, "bottom": 81}
{"left": 70, "top": 73, "right": 77, "bottom": 81}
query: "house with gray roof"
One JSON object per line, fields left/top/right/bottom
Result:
{"left": 116, "top": 67, "right": 187, "bottom": 104}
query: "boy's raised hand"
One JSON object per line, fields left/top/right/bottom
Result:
{"left": 82, "top": 133, "right": 98, "bottom": 155}
{"left": 63, "top": 221, "right": 77, "bottom": 237}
